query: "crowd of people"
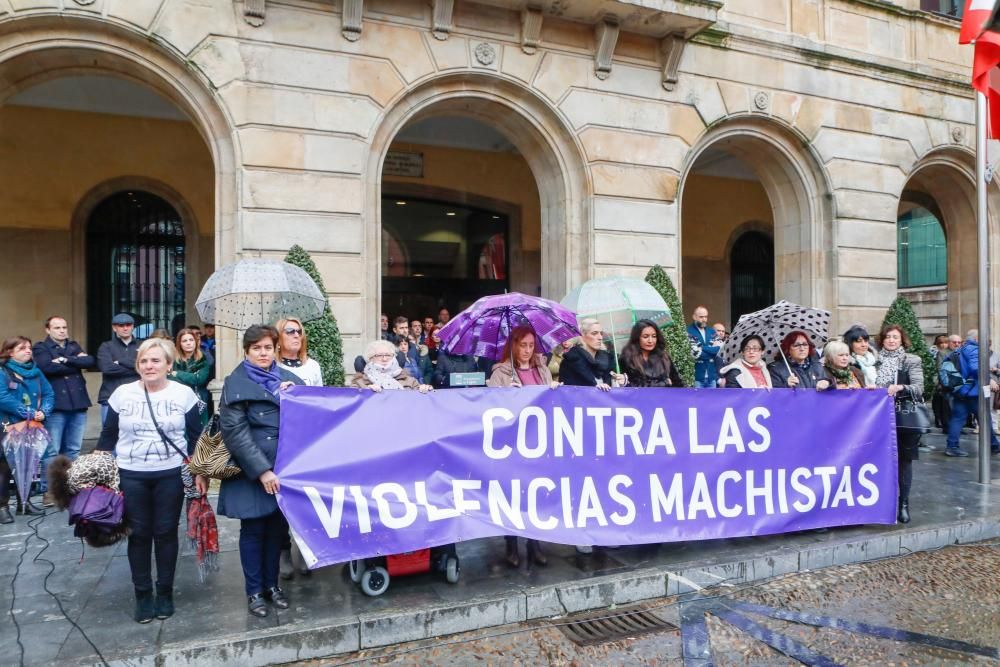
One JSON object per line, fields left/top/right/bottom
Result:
{"left": 2, "top": 302, "right": 998, "bottom": 624}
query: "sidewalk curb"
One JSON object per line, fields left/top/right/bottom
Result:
{"left": 82, "top": 514, "right": 1000, "bottom": 666}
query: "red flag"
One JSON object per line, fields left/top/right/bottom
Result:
{"left": 961, "top": 0, "right": 999, "bottom": 44}
{"left": 973, "top": 29, "right": 1000, "bottom": 137}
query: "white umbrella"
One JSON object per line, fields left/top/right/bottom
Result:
{"left": 195, "top": 258, "right": 326, "bottom": 330}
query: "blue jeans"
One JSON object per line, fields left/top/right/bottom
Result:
{"left": 38, "top": 409, "right": 88, "bottom": 492}
{"left": 100, "top": 403, "right": 109, "bottom": 425}
{"left": 239, "top": 511, "right": 288, "bottom": 596}
{"left": 694, "top": 379, "right": 716, "bottom": 388}
{"left": 947, "top": 395, "right": 1000, "bottom": 450}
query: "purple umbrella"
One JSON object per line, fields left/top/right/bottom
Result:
{"left": 436, "top": 292, "right": 580, "bottom": 360}
{"left": 3, "top": 421, "right": 49, "bottom": 507}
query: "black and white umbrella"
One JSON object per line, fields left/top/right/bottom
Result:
{"left": 722, "top": 300, "right": 831, "bottom": 367}
{"left": 195, "top": 258, "right": 326, "bottom": 331}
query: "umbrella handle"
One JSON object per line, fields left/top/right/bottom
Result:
{"left": 607, "top": 310, "right": 621, "bottom": 375}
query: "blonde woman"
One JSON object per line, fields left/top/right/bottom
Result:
{"left": 352, "top": 339, "right": 432, "bottom": 393}
{"left": 95, "top": 338, "right": 202, "bottom": 623}
{"left": 275, "top": 317, "right": 323, "bottom": 387}
{"left": 819, "top": 341, "right": 865, "bottom": 390}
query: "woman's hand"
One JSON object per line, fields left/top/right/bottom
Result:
{"left": 417, "top": 384, "right": 432, "bottom": 394}
{"left": 611, "top": 372, "right": 627, "bottom": 387}
{"left": 549, "top": 381, "right": 561, "bottom": 389}
{"left": 816, "top": 379, "right": 830, "bottom": 391}
{"left": 33, "top": 410, "right": 45, "bottom": 422}
{"left": 259, "top": 470, "right": 280, "bottom": 495}
{"left": 887, "top": 384, "right": 903, "bottom": 397}
{"left": 787, "top": 374, "right": 800, "bottom": 388}
{"left": 595, "top": 381, "right": 611, "bottom": 392}
{"left": 368, "top": 385, "right": 382, "bottom": 393}
{"left": 279, "top": 381, "right": 295, "bottom": 391}
{"left": 195, "top": 475, "right": 210, "bottom": 497}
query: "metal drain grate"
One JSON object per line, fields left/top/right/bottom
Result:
{"left": 556, "top": 607, "right": 678, "bottom": 646}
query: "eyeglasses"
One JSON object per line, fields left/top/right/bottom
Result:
{"left": 744, "top": 346, "right": 763, "bottom": 352}
{"left": 790, "top": 342, "right": 810, "bottom": 348}
{"left": 372, "top": 353, "right": 394, "bottom": 359}
{"left": 283, "top": 328, "right": 302, "bottom": 335}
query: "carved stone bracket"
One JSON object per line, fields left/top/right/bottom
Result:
{"left": 521, "top": 5, "right": 543, "bottom": 54}
{"left": 594, "top": 17, "right": 620, "bottom": 80}
{"left": 342, "top": 0, "right": 363, "bottom": 41}
{"left": 660, "top": 33, "right": 685, "bottom": 91}
{"left": 242, "top": 0, "right": 266, "bottom": 27}
{"left": 433, "top": 0, "right": 454, "bottom": 41}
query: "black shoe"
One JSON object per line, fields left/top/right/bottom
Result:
{"left": 134, "top": 591, "right": 155, "bottom": 624}
{"left": 991, "top": 447, "right": 1000, "bottom": 456}
{"left": 945, "top": 448, "right": 970, "bottom": 457}
{"left": 248, "top": 593, "right": 268, "bottom": 617}
{"left": 265, "top": 586, "right": 290, "bottom": 610}
{"left": 16, "top": 501, "right": 44, "bottom": 516}
{"left": 0, "top": 506, "right": 12, "bottom": 525}
{"left": 526, "top": 539, "right": 547, "bottom": 567}
{"left": 898, "top": 502, "right": 910, "bottom": 524}
{"left": 154, "top": 591, "right": 174, "bottom": 619}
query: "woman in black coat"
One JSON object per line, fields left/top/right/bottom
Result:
{"left": 213, "top": 325, "right": 303, "bottom": 617}
{"left": 618, "top": 319, "right": 684, "bottom": 388}
{"left": 768, "top": 331, "right": 826, "bottom": 389}
{"left": 559, "top": 318, "right": 625, "bottom": 390}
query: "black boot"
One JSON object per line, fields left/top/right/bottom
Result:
{"left": 0, "top": 505, "right": 13, "bottom": 524}
{"left": 504, "top": 536, "right": 520, "bottom": 568}
{"left": 898, "top": 501, "right": 910, "bottom": 524}
{"left": 134, "top": 590, "right": 155, "bottom": 624}
{"left": 527, "top": 539, "right": 547, "bottom": 567}
{"left": 154, "top": 589, "right": 174, "bottom": 619}
{"left": 16, "top": 499, "right": 43, "bottom": 516}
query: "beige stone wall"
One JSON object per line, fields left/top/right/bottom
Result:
{"left": 1, "top": 0, "right": 996, "bottom": 374}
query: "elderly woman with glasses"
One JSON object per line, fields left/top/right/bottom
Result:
{"left": 558, "top": 318, "right": 626, "bottom": 391}
{"left": 768, "top": 331, "right": 826, "bottom": 389}
{"left": 720, "top": 335, "right": 773, "bottom": 389}
{"left": 275, "top": 318, "right": 323, "bottom": 387}
{"left": 351, "top": 340, "right": 432, "bottom": 393}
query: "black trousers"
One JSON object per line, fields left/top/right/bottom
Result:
{"left": 119, "top": 467, "right": 185, "bottom": 594}
{"left": 932, "top": 390, "right": 951, "bottom": 429}
{"left": 0, "top": 457, "right": 11, "bottom": 503}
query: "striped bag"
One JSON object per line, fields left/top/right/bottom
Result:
{"left": 187, "top": 414, "right": 241, "bottom": 480}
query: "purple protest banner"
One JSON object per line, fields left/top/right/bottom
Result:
{"left": 276, "top": 386, "right": 897, "bottom": 569}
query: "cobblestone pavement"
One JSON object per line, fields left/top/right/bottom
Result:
{"left": 301, "top": 540, "right": 1000, "bottom": 666}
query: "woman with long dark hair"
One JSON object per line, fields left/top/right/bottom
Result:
{"left": 171, "top": 328, "right": 211, "bottom": 428}
{"left": 618, "top": 319, "right": 684, "bottom": 388}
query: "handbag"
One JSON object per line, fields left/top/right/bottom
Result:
{"left": 188, "top": 413, "right": 241, "bottom": 480}
{"left": 894, "top": 370, "right": 933, "bottom": 434}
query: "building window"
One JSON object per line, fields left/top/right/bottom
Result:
{"left": 921, "top": 0, "right": 962, "bottom": 18}
{"left": 86, "top": 191, "right": 186, "bottom": 348}
{"left": 898, "top": 207, "right": 947, "bottom": 288}
{"left": 730, "top": 231, "right": 774, "bottom": 326}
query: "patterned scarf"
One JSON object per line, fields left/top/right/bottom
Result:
{"left": 851, "top": 350, "right": 879, "bottom": 387}
{"left": 181, "top": 466, "right": 219, "bottom": 582}
{"left": 876, "top": 347, "right": 904, "bottom": 388}
{"left": 242, "top": 359, "right": 284, "bottom": 395}
{"left": 364, "top": 357, "right": 404, "bottom": 390}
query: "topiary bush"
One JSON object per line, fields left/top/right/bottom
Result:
{"left": 880, "top": 295, "right": 935, "bottom": 399}
{"left": 645, "top": 265, "right": 696, "bottom": 387}
{"left": 284, "top": 245, "right": 346, "bottom": 387}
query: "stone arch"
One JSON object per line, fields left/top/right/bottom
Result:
{"left": 900, "top": 147, "right": 1000, "bottom": 335}
{"left": 365, "top": 72, "right": 591, "bottom": 341}
{"left": 678, "top": 115, "right": 836, "bottom": 316}
{"left": 0, "top": 14, "right": 239, "bottom": 358}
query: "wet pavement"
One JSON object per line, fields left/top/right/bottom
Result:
{"left": 309, "top": 540, "right": 1000, "bottom": 666}
{"left": 1, "top": 431, "right": 998, "bottom": 666}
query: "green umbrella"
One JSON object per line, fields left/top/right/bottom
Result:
{"left": 561, "top": 277, "right": 671, "bottom": 372}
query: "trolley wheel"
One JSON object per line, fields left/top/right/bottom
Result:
{"left": 445, "top": 556, "right": 460, "bottom": 584}
{"left": 348, "top": 559, "right": 363, "bottom": 583}
{"left": 361, "top": 566, "right": 390, "bottom": 596}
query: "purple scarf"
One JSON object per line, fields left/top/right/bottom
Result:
{"left": 243, "top": 360, "right": 283, "bottom": 396}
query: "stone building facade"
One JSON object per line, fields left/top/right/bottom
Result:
{"left": 0, "top": 0, "right": 992, "bottom": 375}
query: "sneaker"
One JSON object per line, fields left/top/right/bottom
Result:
{"left": 918, "top": 443, "right": 935, "bottom": 452}
{"left": 991, "top": 447, "right": 1000, "bottom": 456}
{"left": 945, "top": 448, "right": 970, "bottom": 457}
{"left": 575, "top": 545, "right": 593, "bottom": 555}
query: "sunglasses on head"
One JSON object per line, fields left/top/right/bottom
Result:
{"left": 283, "top": 327, "right": 302, "bottom": 335}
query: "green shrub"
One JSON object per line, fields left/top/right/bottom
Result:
{"left": 284, "top": 245, "right": 346, "bottom": 387}
{"left": 645, "top": 265, "right": 696, "bottom": 387}
{"left": 880, "top": 295, "right": 935, "bottom": 398}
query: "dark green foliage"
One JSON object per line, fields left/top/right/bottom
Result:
{"left": 880, "top": 295, "right": 935, "bottom": 398}
{"left": 645, "top": 265, "right": 696, "bottom": 387}
{"left": 284, "top": 245, "right": 345, "bottom": 387}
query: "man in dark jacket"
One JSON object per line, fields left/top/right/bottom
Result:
{"left": 433, "top": 352, "right": 484, "bottom": 388}
{"left": 945, "top": 330, "right": 1000, "bottom": 457}
{"left": 97, "top": 313, "right": 142, "bottom": 424}
{"left": 687, "top": 306, "right": 720, "bottom": 388}
{"left": 33, "top": 316, "right": 96, "bottom": 504}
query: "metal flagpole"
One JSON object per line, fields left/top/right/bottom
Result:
{"left": 975, "top": 91, "right": 992, "bottom": 484}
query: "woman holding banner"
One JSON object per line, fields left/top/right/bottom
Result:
{"left": 720, "top": 335, "right": 773, "bottom": 389}
{"left": 874, "top": 324, "right": 924, "bottom": 525}
{"left": 559, "top": 319, "right": 626, "bottom": 390}
{"left": 820, "top": 341, "right": 865, "bottom": 390}
{"left": 618, "top": 320, "right": 684, "bottom": 388}
{"left": 351, "top": 340, "right": 432, "bottom": 392}
{"left": 217, "top": 325, "right": 303, "bottom": 618}
{"left": 769, "top": 332, "right": 825, "bottom": 389}
{"left": 487, "top": 325, "right": 558, "bottom": 567}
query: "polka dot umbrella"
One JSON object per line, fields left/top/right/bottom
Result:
{"left": 722, "top": 300, "right": 832, "bottom": 369}
{"left": 195, "top": 258, "right": 326, "bottom": 331}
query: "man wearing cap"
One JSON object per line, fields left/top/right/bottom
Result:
{"left": 96, "top": 314, "right": 142, "bottom": 424}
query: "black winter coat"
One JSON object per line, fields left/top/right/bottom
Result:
{"left": 33, "top": 337, "right": 95, "bottom": 411}
{"left": 559, "top": 346, "right": 614, "bottom": 387}
{"left": 768, "top": 357, "right": 825, "bottom": 389}
{"left": 217, "top": 363, "right": 303, "bottom": 520}
{"left": 433, "top": 353, "right": 481, "bottom": 388}
{"left": 96, "top": 337, "right": 141, "bottom": 404}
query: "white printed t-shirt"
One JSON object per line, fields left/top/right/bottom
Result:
{"left": 106, "top": 380, "right": 199, "bottom": 472}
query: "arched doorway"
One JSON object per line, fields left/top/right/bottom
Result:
{"left": 85, "top": 191, "right": 187, "bottom": 348}
{"left": 366, "top": 74, "right": 590, "bottom": 342}
{"left": 679, "top": 118, "right": 833, "bottom": 330}
{"left": 729, "top": 231, "right": 775, "bottom": 325}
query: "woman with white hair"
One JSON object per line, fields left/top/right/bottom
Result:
{"left": 95, "top": 338, "right": 202, "bottom": 624}
{"left": 819, "top": 340, "right": 865, "bottom": 390}
{"left": 352, "top": 339, "right": 432, "bottom": 393}
{"left": 558, "top": 318, "right": 626, "bottom": 390}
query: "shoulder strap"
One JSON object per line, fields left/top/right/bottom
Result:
{"left": 143, "top": 386, "right": 190, "bottom": 463}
